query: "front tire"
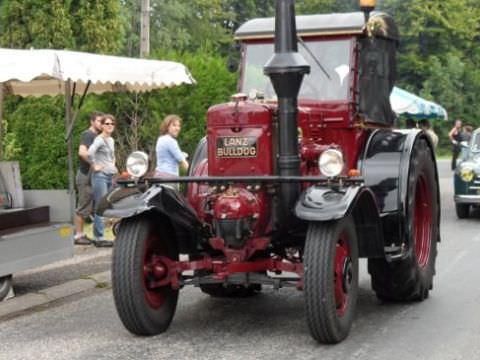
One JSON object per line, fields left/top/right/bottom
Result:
{"left": 369, "top": 139, "right": 439, "bottom": 301}
{"left": 304, "top": 216, "right": 359, "bottom": 344}
{"left": 112, "top": 214, "right": 179, "bottom": 336}
{"left": 455, "top": 203, "right": 470, "bottom": 219}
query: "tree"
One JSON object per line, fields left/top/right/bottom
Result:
{"left": 1, "top": 0, "right": 74, "bottom": 49}
{"left": 70, "top": 0, "right": 124, "bottom": 54}
{"left": 121, "top": 0, "right": 235, "bottom": 55}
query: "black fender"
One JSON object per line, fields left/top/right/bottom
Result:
{"left": 101, "top": 185, "right": 202, "bottom": 231}
{"left": 99, "top": 185, "right": 204, "bottom": 253}
{"left": 295, "top": 186, "right": 384, "bottom": 257}
{"left": 360, "top": 129, "right": 440, "bottom": 243}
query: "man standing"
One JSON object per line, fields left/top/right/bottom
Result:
{"left": 449, "top": 119, "right": 463, "bottom": 170}
{"left": 74, "top": 112, "right": 103, "bottom": 245}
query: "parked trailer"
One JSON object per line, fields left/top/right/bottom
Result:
{"left": 0, "top": 162, "right": 74, "bottom": 300}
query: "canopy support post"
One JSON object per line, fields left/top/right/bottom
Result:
{"left": 65, "top": 80, "right": 91, "bottom": 141}
{"left": 64, "top": 80, "right": 75, "bottom": 223}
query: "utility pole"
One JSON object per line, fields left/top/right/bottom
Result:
{"left": 140, "top": 0, "right": 150, "bottom": 58}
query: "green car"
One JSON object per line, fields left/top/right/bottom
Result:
{"left": 454, "top": 129, "right": 480, "bottom": 218}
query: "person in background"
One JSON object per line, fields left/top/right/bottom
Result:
{"left": 155, "top": 115, "right": 189, "bottom": 181}
{"left": 74, "top": 112, "right": 103, "bottom": 245}
{"left": 405, "top": 118, "right": 417, "bottom": 129}
{"left": 449, "top": 119, "right": 463, "bottom": 170}
{"left": 87, "top": 114, "right": 118, "bottom": 247}
{"left": 419, "top": 119, "right": 438, "bottom": 150}
{"left": 462, "top": 125, "right": 473, "bottom": 143}
{"left": 459, "top": 125, "right": 474, "bottom": 159}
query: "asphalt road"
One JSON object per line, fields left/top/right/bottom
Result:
{"left": 1, "top": 160, "right": 480, "bottom": 360}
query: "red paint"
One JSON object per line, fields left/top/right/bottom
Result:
{"left": 209, "top": 236, "right": 270, "bottom": 262}
{"left": 414, "top": 174, "right": 432, "bottom": 268}
{"left": 207, "top": 101, "right": 273, "bottom": 176}
{"left": 143, "top": 234, "right": 168, "bottom": 309}
{"left": 147, "top": 252, "right": 304, "bottom": 291}
{"left": 213, "top": 187, "right": 260, "bottom": 220}
{"left": 187, "top": 158, "right": 209, "bottom": 216}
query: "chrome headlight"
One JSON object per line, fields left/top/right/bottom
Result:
{"left": 460, "top": 166, "right": 475, "bottom": 182}
{"left": 126, "top": 151, "right": 149, "bottom": 178}
{"left": 319, "top": 149, "right": 344, "bottom": 177}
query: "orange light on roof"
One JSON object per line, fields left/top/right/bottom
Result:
{"left": 348, "top": 169, "right": 361, "bottom": 177}
{"left": 359, "top": 0, "right": 377, "bottom": 9}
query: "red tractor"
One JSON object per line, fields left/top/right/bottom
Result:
{"left": 104, "top": 0, "right": 440, "bottom": 344}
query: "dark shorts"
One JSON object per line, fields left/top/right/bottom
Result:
{"left": 76, "top": 170, "right": 93, "bottom": 218}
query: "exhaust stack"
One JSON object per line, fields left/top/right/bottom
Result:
{"left": 264, "top": 0, "right": 310, "bottom": 222}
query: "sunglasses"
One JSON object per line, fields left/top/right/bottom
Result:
{"left": 104, "top": 122, "right": 115, "bottom": 126}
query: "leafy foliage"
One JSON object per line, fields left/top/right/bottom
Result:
{"left": 1, "top": 0, "right": 74, "bottom": 49}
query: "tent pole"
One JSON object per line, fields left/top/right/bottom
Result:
{"left": 64, "top": 80, "right": 75, "bottom": 223}
{"left": 65, "top": 80, "right": 91, "bottom": 141}
{"left": 0, "top": 83, "right": 3, "bottom": 160}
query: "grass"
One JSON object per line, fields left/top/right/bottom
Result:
{"left": 83, "top": 222, "right": 115, "bottom": 241}
{"left": 95, "top": 282, "right": 111, "bottom": 289}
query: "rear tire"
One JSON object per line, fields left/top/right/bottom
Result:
{"left": 112, "top": 215, "right": 179, "bottom": 336}
{"left": 304, "top": 216, "right": 359, "bottom": 344}
{"left": 455, "top": 203, "right": 470, "bottom": 219}
{"left": 369, "top": 139, "right": 439, "bottom": 301}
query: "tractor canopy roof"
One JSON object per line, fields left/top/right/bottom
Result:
{"left": 235, "top": 12, "right": 399, "bottom": 42}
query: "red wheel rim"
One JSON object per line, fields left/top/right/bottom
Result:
{"left": 334, "top": 232, "right": 352, "bottom": 317}
{"left": 143, "top": 233, "right": 169, "bottom": 309}
{"left": 414, "top": 173, "right": 432, "bottom": 268}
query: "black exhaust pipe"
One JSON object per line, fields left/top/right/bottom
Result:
{"left": 264, "top": 0, "right": 310, "bottom": 222}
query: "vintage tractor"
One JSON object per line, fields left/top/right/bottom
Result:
{"left": 104, "top": 0, "right": 440, "bottom": 344}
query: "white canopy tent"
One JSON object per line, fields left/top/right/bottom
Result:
{"left": 0, "top": 48, "right": 195, "bottom": 96}
{"left": 0, "top": 48, "right": 195, "bottom": 219}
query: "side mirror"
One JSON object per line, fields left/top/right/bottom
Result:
{"left": 460, "top": 141, "right": 469, "bottom": 148}
{"left": 227, "top": 43, "right": 241, "bottom": 73}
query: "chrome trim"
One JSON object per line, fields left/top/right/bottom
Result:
{"left": 455, "top": 195, "right": 480, "bottom": 204}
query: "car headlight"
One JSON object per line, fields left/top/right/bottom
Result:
{"left": 126, "top": 151, "right": 149, "bottom": 178}
{"left": 460, "top": 166, "right": 475, "bottom": 182}
{"left": 319, "top": 149, "right": 344, "bottom": 177}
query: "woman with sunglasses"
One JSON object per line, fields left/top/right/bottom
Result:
{"left": 87, "top": 114, "right": 118, "bottom": 247}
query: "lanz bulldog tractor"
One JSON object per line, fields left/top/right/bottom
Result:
{"left": 104, "top": 0, "right": 440, "bottom": 344}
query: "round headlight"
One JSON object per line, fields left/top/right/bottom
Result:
{"left": 319, "top": 149, "right": 344, "bottom": 177}
{"left": 460, "top": 166, "right": 475, "bottom": 182}
{"left": 126, "top": 151, "right": 149, "bottom": 178}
